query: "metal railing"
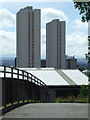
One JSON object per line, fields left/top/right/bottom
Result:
{"left": 0, "top": 65, "right": 47, "bottom": 86}
{"left": 0, "top": 65, "right": 50, "bottom": 115}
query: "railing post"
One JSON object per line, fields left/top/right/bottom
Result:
{"left": 18, "top": 100, "right": 19, "bottom": 104}
{"left": 36, "top": 79, "right": 38, "bottom": 85}
{"left": 11, "top": 68, "right": 13, "bottom": 78}
{"left": 31, "top": 76, "right": 32, "bottom": 82}
{"left": 17, "top": 69, "right": 19, "bottom": 79}
{"left": 4, "top": 66, "right": 6, "bottom": 78}
{"left": 4, "top": 104, "right": 6, "bottom": 108}
{"left": 1, "top": 65, "right": 50, "bottom": 108}
{"left": 27, "top": 73, "right": 28, "bottom": 81}
{"left": 22, "top": 71, "right": 24, "bottom": 80}
{"left": 12, "top": 102, "right": 13, "bottom": 106}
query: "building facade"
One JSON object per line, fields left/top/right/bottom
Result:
{"left": 16, "top": 6, "right": 41, "bottom": 68}
{"left": 66, "top": 56, "right": 77, "bottom": 69}
{"left": 46, "top": 19, "right": 66, "bottom": 69}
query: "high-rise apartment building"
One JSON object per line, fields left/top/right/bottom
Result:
{"left": 16, "top": 6, "right": 41, "bottom": 68}
{"left": 46, "top": 19, "right": 66, "bottom": 69}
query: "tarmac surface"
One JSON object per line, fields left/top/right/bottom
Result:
{"left": 2, "top": 103, "right": 88, "bottom": 119}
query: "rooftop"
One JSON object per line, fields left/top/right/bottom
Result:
{"left": 19, "top": 68, "right": 88, "bottom": 86}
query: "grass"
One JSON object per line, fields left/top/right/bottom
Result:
{"left": 55, "top": 96, "right": 88, "bottom": 103}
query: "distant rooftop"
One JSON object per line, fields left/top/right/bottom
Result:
{"left": 24, "top": 6, "right": 33, "bottom": 10}
{"left": 66, "top": 56, "right": 76, "bottom": 59}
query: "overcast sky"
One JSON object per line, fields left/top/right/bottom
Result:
{"left": 0, "top": 1, "right": 88, "bottom": 59}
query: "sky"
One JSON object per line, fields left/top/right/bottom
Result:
{"left": 0, "top": 1, "right": 88, "bottom": 59}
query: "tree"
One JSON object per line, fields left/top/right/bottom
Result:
{"left": 78, "top": 85, "right": 88, "bottom": 98}
{"left": 73, "top": 2, "right": 90, "bottom": 83}
{"left": 73, "top": 2, "right": 90, "bottom": 62}
{"left": 85, "top": 36, "right": 90, "bottom": 63}
{"left": 73, "top": 2, "right": 90, "bottom": 22}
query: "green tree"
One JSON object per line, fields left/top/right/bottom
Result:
{"left": 78, "top": 67, "right": 85, "bottom": 71}
{"left": 73, "top": 2, "right": 90, "bottom": 63}
{"left": 73, "top": 2, "right": 90, "bottom": 86}
{"left": 73, "top": 2, "right": 90, "bottom": 22}
{"left": 78, "top": 85, "right": 88, "bottom": 98}
{"left": 85, "top": 36, "right": 90, "bottom": 63}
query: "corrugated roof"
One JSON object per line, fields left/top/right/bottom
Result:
{"left": 20, "top": 68, "right": 88, "bottom": 86}
{"left": 62, "top": 70, "right": 88, "bottom": 85}
{"left": 56, "top": 70, "right": 77, "bottom": 85}
{"left": 0, "top": 66, "right": 88, "bottom": 86}
{"left": 27, "top": 69, "right": 69, "bottom": 86}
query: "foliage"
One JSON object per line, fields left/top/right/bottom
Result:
{"left": 78, "top": 67, "right": 85, "bottom": 71}
{"left": 55, "top": 85, "right": 89, "bottom": 103}
{"left": 78, "top": 85, "right": 89, "bottom": 98}
{"left": 55, "top": 96, "right": 88, "bottom": 103}
{"left": 75, "top": 97, "right": 88, "bottom": 103}
{"left": 85, "top": 36, "right": 90, "bottom": 63}
{"left": 87, "top": 72, "right": 90, "bottom": 81}
{"left": 73, "top": 3, "right": 90, "bottom": 64}
{"left": 73, "top": 2, "right": 90, "bottom": 22}
{"left": 77, "top": 85, "right": 89, "bottom": 103}
{"left": 85, "top": 54, "right": 90, "bottom": 63}
{"left": 55, "top": 96, "right": 75, "bottom": 103}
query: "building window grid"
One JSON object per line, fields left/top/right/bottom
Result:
{"left": 28, "top": 13, "right": 31, "bottom": 67}
{"left": 60, "top": 24, "right": 61, "bottom": 68}
{"left": 32, "top": 12, "right": 34, "bottom": 67}
{"left": 57, "top": 24, "right": 59, "bottom": 68}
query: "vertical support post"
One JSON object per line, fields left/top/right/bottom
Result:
{"left": 12, "top": 102, "right": 13, "bottom": 106}
{"left": 27, "top": 73, "right": 28, "bottom": 81}
{"left": 22, "top": 71, "right": 24, "bottom": 80}
{"left": 11, "top": 68, "right": 13, "bottom": 78}
{"left": 4, "top": 66, "right": 6, "bottom": 78}
{"left": 36, "top": 79, "right": 38, "bottom": 85}
{"left": 31, "top": 76, "right": 32, "bottom": 82}
{"left": 4, "top": 105, "right": 6, "bottom": 108}
{"left": 17, "top": 69, "right": 19, "bottom": 79}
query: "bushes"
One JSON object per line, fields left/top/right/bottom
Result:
{"left": 77, "top": 85, "right": 89, "bottom": 103}
{"left": 78, "top": 85, "right": 89, "bottom": 98}
{"left": 55, "top": 96, "right": 75, "bottom": 103}
{"left": 55, "top": 96, "right": 88, "bottom": 103}
{"left": 55, "top": 85, "right": 89, "bottom": 103}
{"left": 75, "top": 97, "right": 88, "bottom": 103}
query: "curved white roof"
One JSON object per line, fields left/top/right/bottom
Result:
{"left": 27, "top": 70, "right": 69, "bottom": 86}
{"left": 0, "top": 66, "right": 88, "bottom": 86}
{"left": 20, "top": 68, "right": 88, "bottom": 86}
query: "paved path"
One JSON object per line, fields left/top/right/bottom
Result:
{"left": 2, "top": 103, "right": 88, "bottom": 118}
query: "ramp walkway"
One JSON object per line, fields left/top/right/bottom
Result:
{"left": 2, "top": 103, "right": 88, "bottom": 119}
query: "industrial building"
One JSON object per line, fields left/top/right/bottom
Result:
{"left": 16, "top": 6, "right": 41, "bottom": 68}
{"left": 46, "top": 19, "right": 66, "bottom": 69}
{"left": 19, "top": 68, "right": 88, "bottom": 102}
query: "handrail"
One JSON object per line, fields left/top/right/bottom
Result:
{"left": 0, "top": 65, "right": 50, "bottom": 115}
{"left": 0, "top": 65, "right": 47, "bottom": 87}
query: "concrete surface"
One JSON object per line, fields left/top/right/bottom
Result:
{"left": 2, "top": 103, "right": 88, "bottom": 118}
